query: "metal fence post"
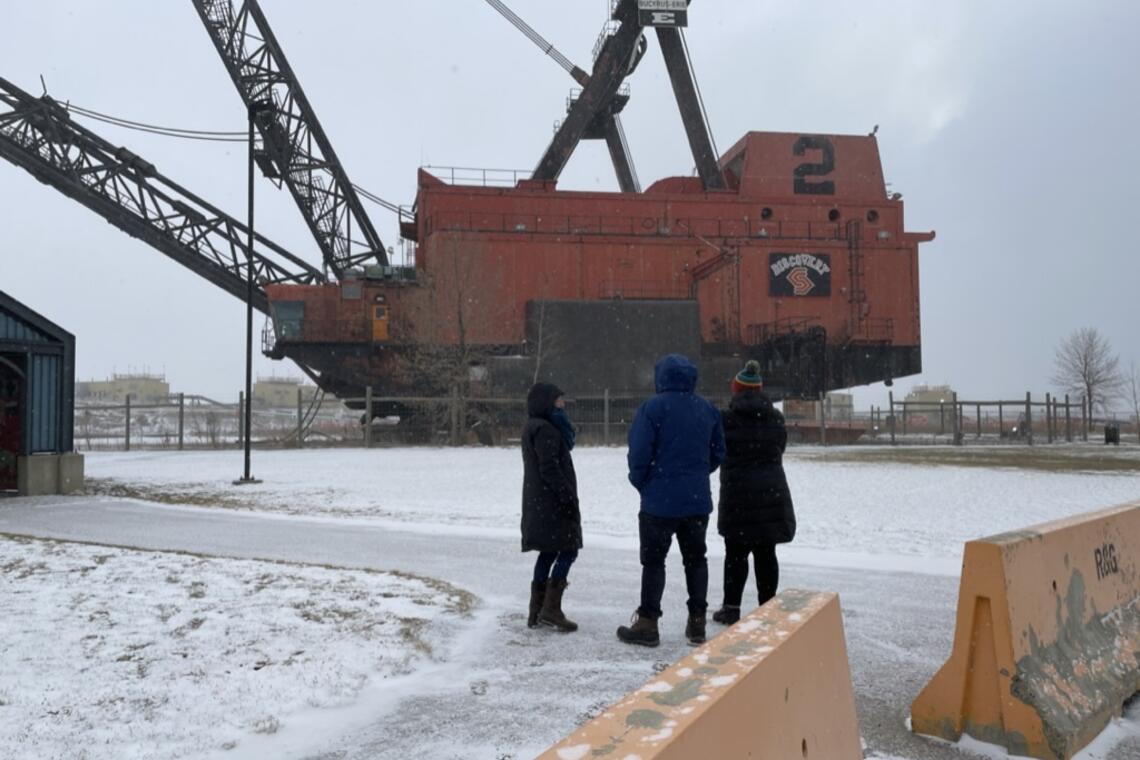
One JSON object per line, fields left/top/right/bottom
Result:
{"left": 1082, "top": 395, "right": 1088, "bottom": 442}
{"left": 951, "top": 393, "right": 960, "bottom": 445}
{"left": 365, "top": 385, "right": 373, "bottom": 448}
{"left": 976, "top": 403, "right": 982, "bottom": 439}
{"left": 296, "top": 388, "right": 304, "bottom": 449}
{"left": 238, "top": 391, "right": 244, "bottom": 446}
{"left": 178, "top": 392, "right": 185, "bottom": 451}
{"left": 818, "top": 390, "right": 827, "bottom": 446}
{"left": 1045, "top": 392, "right": 1053, "bottom": 443}
{"left": 902, "top": 400, "right": 908, "bottom": 436}
{"left": 450, "top": 385, "right": 460, "bottom": 446}
{"left": 888, "top": 391, "right": 896, "bottom": 445}
{"left": 1065, "top": 394, "right": 1072, "bottom": 442}
{"left": 1025, "top": 391, "right": 1033, "bottom": 446}
{"left": 124, "top": 394, "right": 131, "bottom": 452}
{"left": 604, "top": 388, "right": 611, "bottom": 446}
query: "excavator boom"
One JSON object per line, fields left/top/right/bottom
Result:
{"left": 0, "top": 77, "right": 325, "bottom": 314}
{"left": 191, "top": 0, "right": 388, "bottom": 275}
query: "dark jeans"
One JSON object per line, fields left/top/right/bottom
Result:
{"left": 637, "top": 512, "right": 709, "bottom": 619}
{"left": 722, "top": 539, "right": 778, "bottom": 608}
{"left": 533, "top": 550, "right": 578, "bottom": 583}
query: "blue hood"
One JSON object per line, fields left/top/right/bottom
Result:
{"left": 654, "top": 354, "right": 698, "bottom": 393}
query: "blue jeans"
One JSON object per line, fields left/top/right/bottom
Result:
{"left": 534, "top": 550, "right": 578, "bottom": 582}
{"left": 637, "top": 512, "right": 709, "bottom": 619}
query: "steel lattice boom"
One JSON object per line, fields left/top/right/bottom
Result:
{"left": 191, "top": 0, "right": 388, "bottom": 276}
{"left": 0, "top": 77, "right": 325, "bottom": 314}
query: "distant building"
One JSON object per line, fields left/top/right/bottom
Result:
{"left": 904, "top": 384, "right": 957, "bottom": 413}
{"left": 784, "top": 392, "right": 854, "bottom": 421}
{"left": 76, "top": 373, "right": 169, "bottom": 405}
{"left": 253, "top": 377, "right": 318, "bottom": 407}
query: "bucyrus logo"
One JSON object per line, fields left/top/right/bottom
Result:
{"left": 787, "top": 266, "right": 815, "bottom": 296}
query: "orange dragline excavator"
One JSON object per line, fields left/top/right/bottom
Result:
{"left": 0, "top": 0, "right": 934, "bottom": 414}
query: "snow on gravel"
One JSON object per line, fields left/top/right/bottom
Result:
{"left": 0, "top": 535, "right": 470, "bottom": 760}
{"left": 86, "top": 446, "right": 1140, "bottom": 573}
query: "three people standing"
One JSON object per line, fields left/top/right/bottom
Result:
{"left": 520, "top": 355, "right": 795, "bottom": 643}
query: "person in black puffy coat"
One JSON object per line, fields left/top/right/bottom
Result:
{"left": 712, "top": 360, "right": 796, "bottom": 626}
{"left": 520, "top": 382, "right": 582, "bottom": 632}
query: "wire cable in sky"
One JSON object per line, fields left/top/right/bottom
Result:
{"left": 67, "top": 103, "right": 247, "bottom": 138}
{"left": 680, "top": 28, "right": 718, "bottom": 159}
{"left": 63, "top": 100, "right": 406, "bottom": 212}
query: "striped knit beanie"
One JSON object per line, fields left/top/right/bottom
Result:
{"left": 731, "top": 359, "right": 763, "bottom": 395}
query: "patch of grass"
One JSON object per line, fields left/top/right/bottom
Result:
{"left": 388, "top": 569, "right": 477, "bottom": 616}
{"left": 398, "top": 616, "right": 432, "bottom": 656}
{"left": 86, "top": 478, "right": 255, "bottom": 511}
{"left": 85, "top": 478, "right": 396, "bottom": 520}
{"left": 807, "top": 446, "right": 1140, "bottom": 473}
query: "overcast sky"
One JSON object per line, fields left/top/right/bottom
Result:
{"left": 2, "top": 0, "right": 1138, "bottom": 408}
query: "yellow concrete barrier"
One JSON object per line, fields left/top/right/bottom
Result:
{"left": 539, "top": 589, "right": 861, "bottom": 760}
{"left": 911, "top": 501, "right": 1140, "bottom": 759}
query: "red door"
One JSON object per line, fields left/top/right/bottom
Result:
{"left": 0, "top": 357, "right": 22, "bottom": 491}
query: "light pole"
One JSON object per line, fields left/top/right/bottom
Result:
{"left": 236, "top": 99, "right": 271, "bottom": 486}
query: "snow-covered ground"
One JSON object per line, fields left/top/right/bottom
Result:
{"left": 0, "top": 534, "right": 470, "bottom": 760}
{"left": 86, "top": 445, "right": 1140, "bottom": 573}
{"left": 2, "top": 445, "right": 1137, "bottom": 759}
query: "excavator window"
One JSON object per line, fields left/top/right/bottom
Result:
{"left": 273, "top": 301, "right": 305, "bottom": 339}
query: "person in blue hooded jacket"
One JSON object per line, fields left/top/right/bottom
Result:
{"left": 617, "top": 354, "right": 726, "bottom": 647}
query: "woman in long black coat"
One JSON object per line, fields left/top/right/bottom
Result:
{"left": 712, "top": 360, "right": 796, "bottom": 625}
{"left": 521, "top": 382, "right": 583, "bottom": 632}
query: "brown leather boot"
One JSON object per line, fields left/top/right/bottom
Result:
{"left": 538, "top": 578, "right": 578, "bottom": 632}
{"left": 527, "top": 580, "right": 546, "bottom": 629}
{"left": 616, "top": 611, "right": 660, "bottom": 647}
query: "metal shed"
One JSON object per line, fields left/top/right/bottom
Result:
{"left": 0, "top": 291, "right": 78, "bottom": 494}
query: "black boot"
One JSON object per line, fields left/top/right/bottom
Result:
{"left": 711, "top": 605, "right": 740, "bottom": 626}
{"left": 685, "top": 612, "right": 707, "bottom": 645}
{"left": 538, "top": 578, "right": 578, "bottom": 632}
{"left": 616, "top": 611, "right": 660, "bottom": 647}
{"left": 527, "top": 580, "right": 546, "bottom": 629}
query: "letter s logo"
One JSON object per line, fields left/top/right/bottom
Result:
{"left": 787, "top": 267, "right": 815, "bottom": 296}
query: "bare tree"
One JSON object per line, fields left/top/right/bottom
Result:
{"left": 392, "top": 237, "right": 508, "bottom": 444}
{"left": 1126, "top": 361, "right": 1140, "bottom": 443}
{"left": 1052, "top": 327, "right": 1122, "bottom": 417}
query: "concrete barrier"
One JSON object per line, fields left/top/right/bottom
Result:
{"left": 911, "top": 502, "right": 1140, "bottom": 759}
{"left": 17, "top": 454, "right": 58, "bottom": 496}
{"left": 539, "top": 589, "right": 861, "bottom": 760}
{"left": 15, "top": 453, "right": 85, "bottom": 496}
{"left": 58, "top": 453, "right": 85, "bottom": 494}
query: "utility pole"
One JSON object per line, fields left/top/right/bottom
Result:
{"left": 236, "top": 100, "right": 271, "bottom": 485}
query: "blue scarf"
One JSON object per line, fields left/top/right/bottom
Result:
{"left": 550, "top": 408, "right": 576, "bottom": 451}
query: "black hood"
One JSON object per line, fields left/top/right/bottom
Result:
{"left": 729, "top": 390, "right": 777, "bottom": 419}
{"left": 527, "top": 382, "right": 564, "bottom": 418}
